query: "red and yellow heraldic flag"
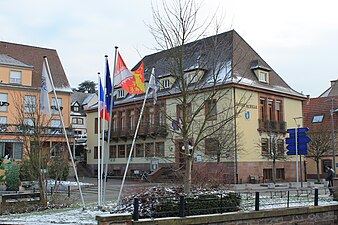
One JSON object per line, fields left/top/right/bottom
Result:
{"left": 114, "top": 52, "right": 144, "bottom": 94}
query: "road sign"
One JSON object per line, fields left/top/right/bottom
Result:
{"left": 286, "top": 127, "right": 311, "bottom": 155}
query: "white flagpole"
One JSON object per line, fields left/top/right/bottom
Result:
{"left": 43, "top": 56, "right": 85, "bottom": 209}
{"left": 117, "top": 68, "right": 154, "bottom": 204}
{"left": 103, "top": 47, "right": 118, "bottom": 204}
{"left": 100, "top": 73, "right": 107, "bottom": 206}
{"left": 97, "top": 73, "right": 102, "bottom": 209}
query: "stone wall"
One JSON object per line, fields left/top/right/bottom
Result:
{"left": 97, "top": 205, "right": 338, "bottom": 225}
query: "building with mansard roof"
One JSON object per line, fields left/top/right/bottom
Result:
{"left": 86, "top": 30, "right": 306, "bottom": 184}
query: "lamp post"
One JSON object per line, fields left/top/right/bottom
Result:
{"left": 330, "top": 106, "right": 338, "bottom": 176}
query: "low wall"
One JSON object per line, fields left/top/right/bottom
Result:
{"left": 97, "top": 204, "right": 338, "bottom": 225}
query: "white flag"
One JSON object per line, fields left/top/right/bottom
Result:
{"left": 40, "top": 60, "right": 52, "bottom": 115}
{"left": 148, "top": 68, "right": 159, "bottom": 104}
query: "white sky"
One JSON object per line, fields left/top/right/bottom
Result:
{"left": 1, "top": 0, "right": 338, "bottom": 97}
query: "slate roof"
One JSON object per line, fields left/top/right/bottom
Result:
{"left": 131, "top": 30, "right": 304, "bottom": 100}
{"left": 0, "top": 41, "right": 71, "bottom": 92}
{"left": 319, "top": 80, "right": 338, "bottom": 97}
{"left": 71, "top": 91, "right": 92, "bottom": 106}
{"left": 0, "top": 54, "right": 33, "bottom": 69}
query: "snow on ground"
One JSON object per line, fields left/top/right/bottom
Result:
{"left": 0, "top": 204, "right": 111, "bottom": 225}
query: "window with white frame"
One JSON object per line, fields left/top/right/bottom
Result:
{"left": 51, "top": 119, "right": 61, "bottom": 127}
{"left": 117, "top": 89, "right": 125, "bottom": 98}
{"left": 312, "top": 115, "right": 324, "bottom": 123}
{"left": 77, "top": 118, "right": 84, "bottom": 125}
{"left": 24, "top": 95, "right": 36, "bottom": 113}
{"left": 51, "top": 97, "right": 62, "bottom": 114}
{"left": 258, "top": 71, "right": 268, "bottom": 83}
{"left": 72, "top": 118, "right": 77, "bottom": 124}
{"left": 23, "top": 117, "right": 35, "bottom": 127}
{"left": 0, "top": 93, "right": 8, "bottom": 112}
{"left": 0, "top": 116, "right": 7, "bottom": 124}
{"left": 10, "top": 70, "right": 22, "bottom": 84}
{"left": 162, "top": 79, "right": 170, "bottom": 89}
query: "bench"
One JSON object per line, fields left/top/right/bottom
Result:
{"left": 1, "top": 192, "right": 40, "bottom": 205}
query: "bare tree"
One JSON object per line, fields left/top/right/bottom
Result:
{"left": 258, "top": 133, "right": 286, "bottom": 183}
{"left": 149, "top": 0, "right": 250, "bottom": 193}
{"left": 11, "top": 92, "right": 68, "bottom": 206}
{"left": 307, "top": 125, "right": 332, "bottom": 182}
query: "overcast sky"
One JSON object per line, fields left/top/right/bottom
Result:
{"left": 1, "top": 0, "right": 338, "bottom": 97}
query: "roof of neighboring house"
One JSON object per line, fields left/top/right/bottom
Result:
{"left": 319, "top": 79, "right": 338, "bottom": 97}
{"left": 71, "top": 91, "right": 97, "bottom": 109}
{"left": 0, "top": 54, "right": 33, "bottom": 69}
{"left": 130, "top": 30, "right": 303, "bottom": 100}
{"left": 0, "top": 41, "right": 71, "bottom": 92}
{"left": 303, "top": 96, "right": 338, "bottom": 130}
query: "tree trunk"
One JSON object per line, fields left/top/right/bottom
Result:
{"left": 316, "top": 160, "right": 320, "bottom": 183}
{"left": 184, "top": 157, "right": 192, "bottom": 194}
{"left": 38, "top": 173, "right": 47, "bottom": 207}
{"left": 272, "top": 158, "right": 276, "bottom": 184}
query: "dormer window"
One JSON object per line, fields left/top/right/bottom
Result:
{"left": 117, "top": 89, "right": 125, "bottom": 98}
{"left": 162, "top": 79, "right": 170, "bottom": 89}
{"left": 259, "top": 71, "right": 268, "bottom": 83}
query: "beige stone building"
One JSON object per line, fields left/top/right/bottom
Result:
{"left": 86, "top": 30, "right": 305, "bottom": 183}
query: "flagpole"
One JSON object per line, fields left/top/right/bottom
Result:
{"left": 103, "top": 47, "right": 118, "bottom": 204}
{"left": 101, "top": 75, "right": 107, "bottom": 206}
{"left": 117, "top": 69, "right": 153, "bottom": 204}
{"left": 97, "top": 73, "right": 102, "bottom": 209}
{"left": 43, "top": 56, "right": 85, "bottom": 209}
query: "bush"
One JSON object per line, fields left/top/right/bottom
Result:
{"left": 48, "top": 156, "right": 69, "bottom": 181}
{"left": 19, "top": 159, "right": 38, "bottom": 181}
{"left": 5, "top": 164, "right": 21, "bottom": 191}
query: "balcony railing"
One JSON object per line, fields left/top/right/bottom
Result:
{"left": 258, "top": 119, "right": 286, "bottom": 133}
{"left": 110, "top": 123, "right": 168, "bottom": 141}
{"left": 0, "top": 124, "right": 74, "bottom": 137}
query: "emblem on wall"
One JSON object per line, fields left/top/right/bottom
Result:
{"left": 245, "top": 111, "right": 250, "bottom": 119}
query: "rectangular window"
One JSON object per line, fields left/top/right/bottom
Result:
{"left": 95, "top": 118, "right": 98, "bottom": 134}
{"left": 72, "top": 118, "right": 77, "bottom": 124}
{"left": 13, "top": 142, "right": 23, "bottom": 160}
{"left": 136, "top": 143, "right": 144, "bottom": 157}
{"left": 177, "top": 103, "right": 192, "bottom": 121}
{"left": 276, "top": 168, "right": 285, "bottom": 180}
{"left": 322, "top": 159, "right": 332, "bottom": 172}
{"left": 77, "top": 118, "right": 84, "bottom": 125}
{"left": 277, "top": 139, "right": 284, "bottom": 156}
{"left": 24, "top": 95, "right": 36, "bottom": 113}
{"left": 51, "top": 119, "right": 61, "bottom": 127}
{"left": 162, "top": 79, "right": 170, "bottom": 88}
{"left": 109, "top": 145, "right": 117, "bottom": 158}
{"left": 118, "top": 145, "right": 125, "bottom": 158}
{"left": 145, "top": 143, "right": 154, "bottom": 157}
{"left": 261, "top": 138, "right": 269, "bottom": 155}
{"left": 10, "top": 70, "right": 22, "bottom": 84}
{"left": 205, "top": 99, "right": 217, "bottom": 120}
{"left": 258, "top": 71, "right": 268, "bottom": 83}
{"left": 155, "top": 142, "right": 165, "bottom": 157}
{"left": 94, "top": 146, "right": 99, "bottom": 159}
{"left": 259, "top": 97, "right": 265, "bottom": 120}
{"left": 73, "top": 106, "right": 79, "bottom": 112}
{"left": 275, "top": 100, "right": 282, "bottom": 122}
{"left": 51, "top": 97, "right": 62, "bottom": 114}
{"left": 0, "top": 116, "right": 7, "bottom": 124}
{"left": 0, "top": 93, "right": 8, "bottom": 112}
{"left": 312, "top": 115, "right": 324, "bottom": 123}
{"left": 263, "top": 168, "right": 272, "bottom": 181}
{"left": 205, "top": 138, "right": 219, "bottom": 155}
{"left": 117, "top": 89, "right": 125, "bottom": 98}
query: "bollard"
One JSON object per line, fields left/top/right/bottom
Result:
{"left": 68, "top": 186, "right": 71, "bottom": 198}
{"left": 314, "top": 188, "right": 318, "bottom": 206}
{"left": 255, "top": 192, "right": 259, "bottom": 211}
{"left": 287, "top": 191, "right": 290, "bottom": 208}
{"left": 179, "top": 195, "right": 185, "bottom": 217}
{"left": 133, "top": 197, "right": 139, "bottom": 221}
{"left": 51, "top": 187, "right": 53, "bottom": 196}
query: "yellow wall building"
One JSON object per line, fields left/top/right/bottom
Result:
{"left": 86, "top": 30, "right": 305, "bottom": 183}
{"left": 0, "top": 42, "right": 73, "bottom": 161}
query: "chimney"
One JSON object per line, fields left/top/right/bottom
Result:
{"left": 331, "top": 80, "right": 337, "bottom": 87}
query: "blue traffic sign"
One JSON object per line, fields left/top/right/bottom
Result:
{"left": 286, "top": 127, "right": 311, "bottom": 155}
